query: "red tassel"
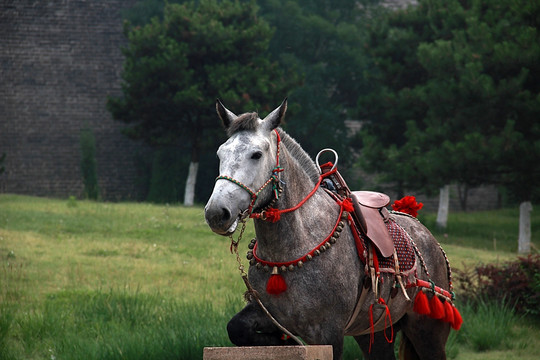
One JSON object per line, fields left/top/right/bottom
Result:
{"left": 342, "top": 198, "right": 355, "bottom": 213}
{"left": 429, "top": 295, "right": 445, "bottom": 319}
{"left": 451, "top": 306, "right": 463, "bottom": 330}
{"left": 266, "top": 267, "right": 287, "bottom": 295}
{"left": 443, "top": 300, "right": 454, "bottom": 324}
{"left": 264, "top": 208, "right": 281, "bottom": 223}
{"left": 413, "top": 290, "right": 431, "bottom": 315}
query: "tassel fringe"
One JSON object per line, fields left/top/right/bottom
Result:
{"left": 429, "top": 295, "right": 445, "bottom": 320}
{"left": 412, "top": 285, "right": 463, "bottom": 331}
{"left": 266, "top": 267, "right": 287, "bottom": 295}
{"left": 443, "top": 300, "right": 454, "bottom": 324}
{"left": 451, "top": 306, "right": 463, "bottom": 330}
{"left": 413, "top": 290, "right": 430, "bottom": 315}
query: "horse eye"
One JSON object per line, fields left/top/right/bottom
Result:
{"left": 251, "top": 151, "right": 263, "bottom": 160}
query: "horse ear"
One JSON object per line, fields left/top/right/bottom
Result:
{"left": 216, "top": 99, "right": 237, "bottom": 129}
{"left": 262, "top": 98, "right": 287, "bottom": 131}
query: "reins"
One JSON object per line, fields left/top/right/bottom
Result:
{"left": 228, "top": 218, "right": 304, "bottom": 346}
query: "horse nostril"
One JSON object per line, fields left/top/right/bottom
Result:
{"left": 221, "top": 207, "right": 231, "bottom": 222}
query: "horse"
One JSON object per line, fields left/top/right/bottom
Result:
{"left": 205, "top": 99, "right": 458, "bottom": 359}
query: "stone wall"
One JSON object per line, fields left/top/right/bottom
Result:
{"left": 0, "top": 0, "right": 140, "bottom": 200}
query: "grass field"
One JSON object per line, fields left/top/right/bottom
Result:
{"left": 1, "top": 194, "right": 539, "bottom": 359}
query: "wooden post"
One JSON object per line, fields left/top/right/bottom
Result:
{"left": 436, "top": 185, "right": 450, "bottom": 229}
{"left": 203, "top": 346, "right": 333, "bottom": 360}
{"left": 518, "top": 201, "right": 533, "bottom": 254}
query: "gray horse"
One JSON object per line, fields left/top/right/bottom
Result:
{"left": 205, "top": 100, "right": 454, "bottom": 359}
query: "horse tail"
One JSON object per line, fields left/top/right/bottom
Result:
{"left": 399, "top": 333, "right": 420, "bottom": 360}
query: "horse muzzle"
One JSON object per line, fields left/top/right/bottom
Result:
{"left": 204, "top": 199, "right": 249, "bottom": 236}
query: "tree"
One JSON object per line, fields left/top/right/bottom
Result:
{"left": 258, "top": 0, "right": 378, "bottom": 166}
{"left": 360, "top": 0, "right": 540, "bottom": 247}
{"left": 355, "top": 2, "right": 447, "bottom": 198}
{"left": 108, "top": 0, "right": 296, "bottom": 205}
{"left": 411, "top": 0, "right": 540, "bottom": 210}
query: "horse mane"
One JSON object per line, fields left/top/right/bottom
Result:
{"left": 276, "top": 128, "right": 320, "bottom": 185}
{"left": 226, "top": 112, "right": 259, "bottom": 137}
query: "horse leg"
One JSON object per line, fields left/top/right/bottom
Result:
{"left": 354, "top": 332, "right": 397, "bottom": 360}
{"left": 399, "top": 313, "right": 450, "bottom": 360}
{"left": 227, "top": 302, "right": 297, "bottom": 346}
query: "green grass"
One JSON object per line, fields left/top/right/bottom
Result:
{"left": 1, "top": 194, "right": 539, "bottom": 359}
{"left": 420, "top": 208, "right": 540, "bottom": 253}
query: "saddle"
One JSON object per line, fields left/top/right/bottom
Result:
{"left": 320, "top": 163, "right": 394, "bottom": 258}
{"left": 350, "top": 191, "right": 394, "bottom": 258}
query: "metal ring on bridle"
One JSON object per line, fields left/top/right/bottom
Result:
{"left": 315, "top": 148, "right": 339, "bottom": 174}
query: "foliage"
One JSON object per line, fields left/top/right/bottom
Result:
{"left": 259, "top": 0, "right": 378, "bottom": 162}
{"left": 357, "top": 0, "right": 540, "bottom": 204}
{"left": 454, "top": 255, "right": 540, "bottom": 317}
{"left": 108, "top": 0, "right": 297, "bottom": 203}
{"left": 79, "top": 128, "right": 99, "bottom": 200}
{"left": 146, "top": 147, "right": 188, "bottom": 203}
{"left": 122, "top": 0, "right": 184, "bottom": 26}
{"left": 355, "top": 1, "right": 439, "bottom": 197}
{"left": 458, "top": 299, "right": 519, "bottom": 353}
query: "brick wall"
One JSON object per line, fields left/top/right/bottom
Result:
{"left": 0, "top": 0, "right": 140, "bottom": 200}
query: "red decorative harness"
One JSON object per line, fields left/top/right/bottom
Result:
{"left": 216, "top": 131, "right": 462, "bottom": 347}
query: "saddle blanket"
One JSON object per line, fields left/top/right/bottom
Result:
{"left": 358, "top": 218, "right": 416, "bottom": 275}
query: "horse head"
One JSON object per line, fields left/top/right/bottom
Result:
{"left": 205, "top": 99, "right": 287, "bottom": 236}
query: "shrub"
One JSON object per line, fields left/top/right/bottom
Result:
{"left": 455, "top": 254, "right": 540, "bottom": 317}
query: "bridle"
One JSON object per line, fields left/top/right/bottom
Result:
{"left": 215, "top": 129, "right": 284, "bottom": 218}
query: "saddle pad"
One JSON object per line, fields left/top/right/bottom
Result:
{"left": 378, "top": 219, "right": 416, "bottom": 273}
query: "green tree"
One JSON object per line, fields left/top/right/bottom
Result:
{"left": 359, "top": 0, "right": 539, "bottom": 247}
{"left": 358, "top": 0, "right": 539, "bottom": 204}
{"left": 411, "top": 0, "right": 540, "bottom": 208}
{"left": 108, "top": 0, "right": 296, "bottom": 205}
{"left": 259, "top": 0, "right": 378, "bottom": 164}
{"left": 355, "top": 1, "right": 447, "bottom": 197}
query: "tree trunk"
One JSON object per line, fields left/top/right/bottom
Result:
{"left": 184, "top": 131, "right": 201, "bottom": 207}
{"left": 436, "top": 185, "right": 450, "bottom": 229}
{"left": 457, "top": 183, "right": 468, "bottom": 211}
{"left": 183, "top": 161, "right": 199, "bottom": 206}
{"left": 518, "top": 201, "right": 533, "bottom": 254}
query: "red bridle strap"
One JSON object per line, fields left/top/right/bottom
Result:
{"left": 250, "top": 163, "right": 338, "bottom": 222}
{"left": 252, "top": 197, "right": 354, "bottom": 268}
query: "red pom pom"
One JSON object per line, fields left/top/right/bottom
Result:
{"left": 413, "top": 290, "right": 431, "bottom": 315}
{"left": 266, "top": 272, "right": 287, "bottom": 296}
{"left": 342, "top": 198, "right": 355, "bottom": 213}
{"left": 264, "top": 208, "right": 281, "bottom": 223}
{"left": 451, "top": 306, "right": 463, "bottom": 330}
{"left": 429, "top": 295, "right": 445, "bottom": 320}
{"left": 443, "top": 300, "right": 454, "bottom": 324}
{"left": 391, "top": 196, "right": 423, "bottom": 218}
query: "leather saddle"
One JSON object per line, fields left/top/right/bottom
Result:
{"left": 319, "top": 163, "right": 394, "bottom": 258}
{"left": 350, "top": 191, "right": 394, "bottom": 258}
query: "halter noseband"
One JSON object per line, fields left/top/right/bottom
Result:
{"left": 215, "top": 129, "right": 283, "bottom": 215}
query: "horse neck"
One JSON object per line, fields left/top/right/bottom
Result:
{"left": 253, "top": 134, "right": 341, "bottom": 260}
